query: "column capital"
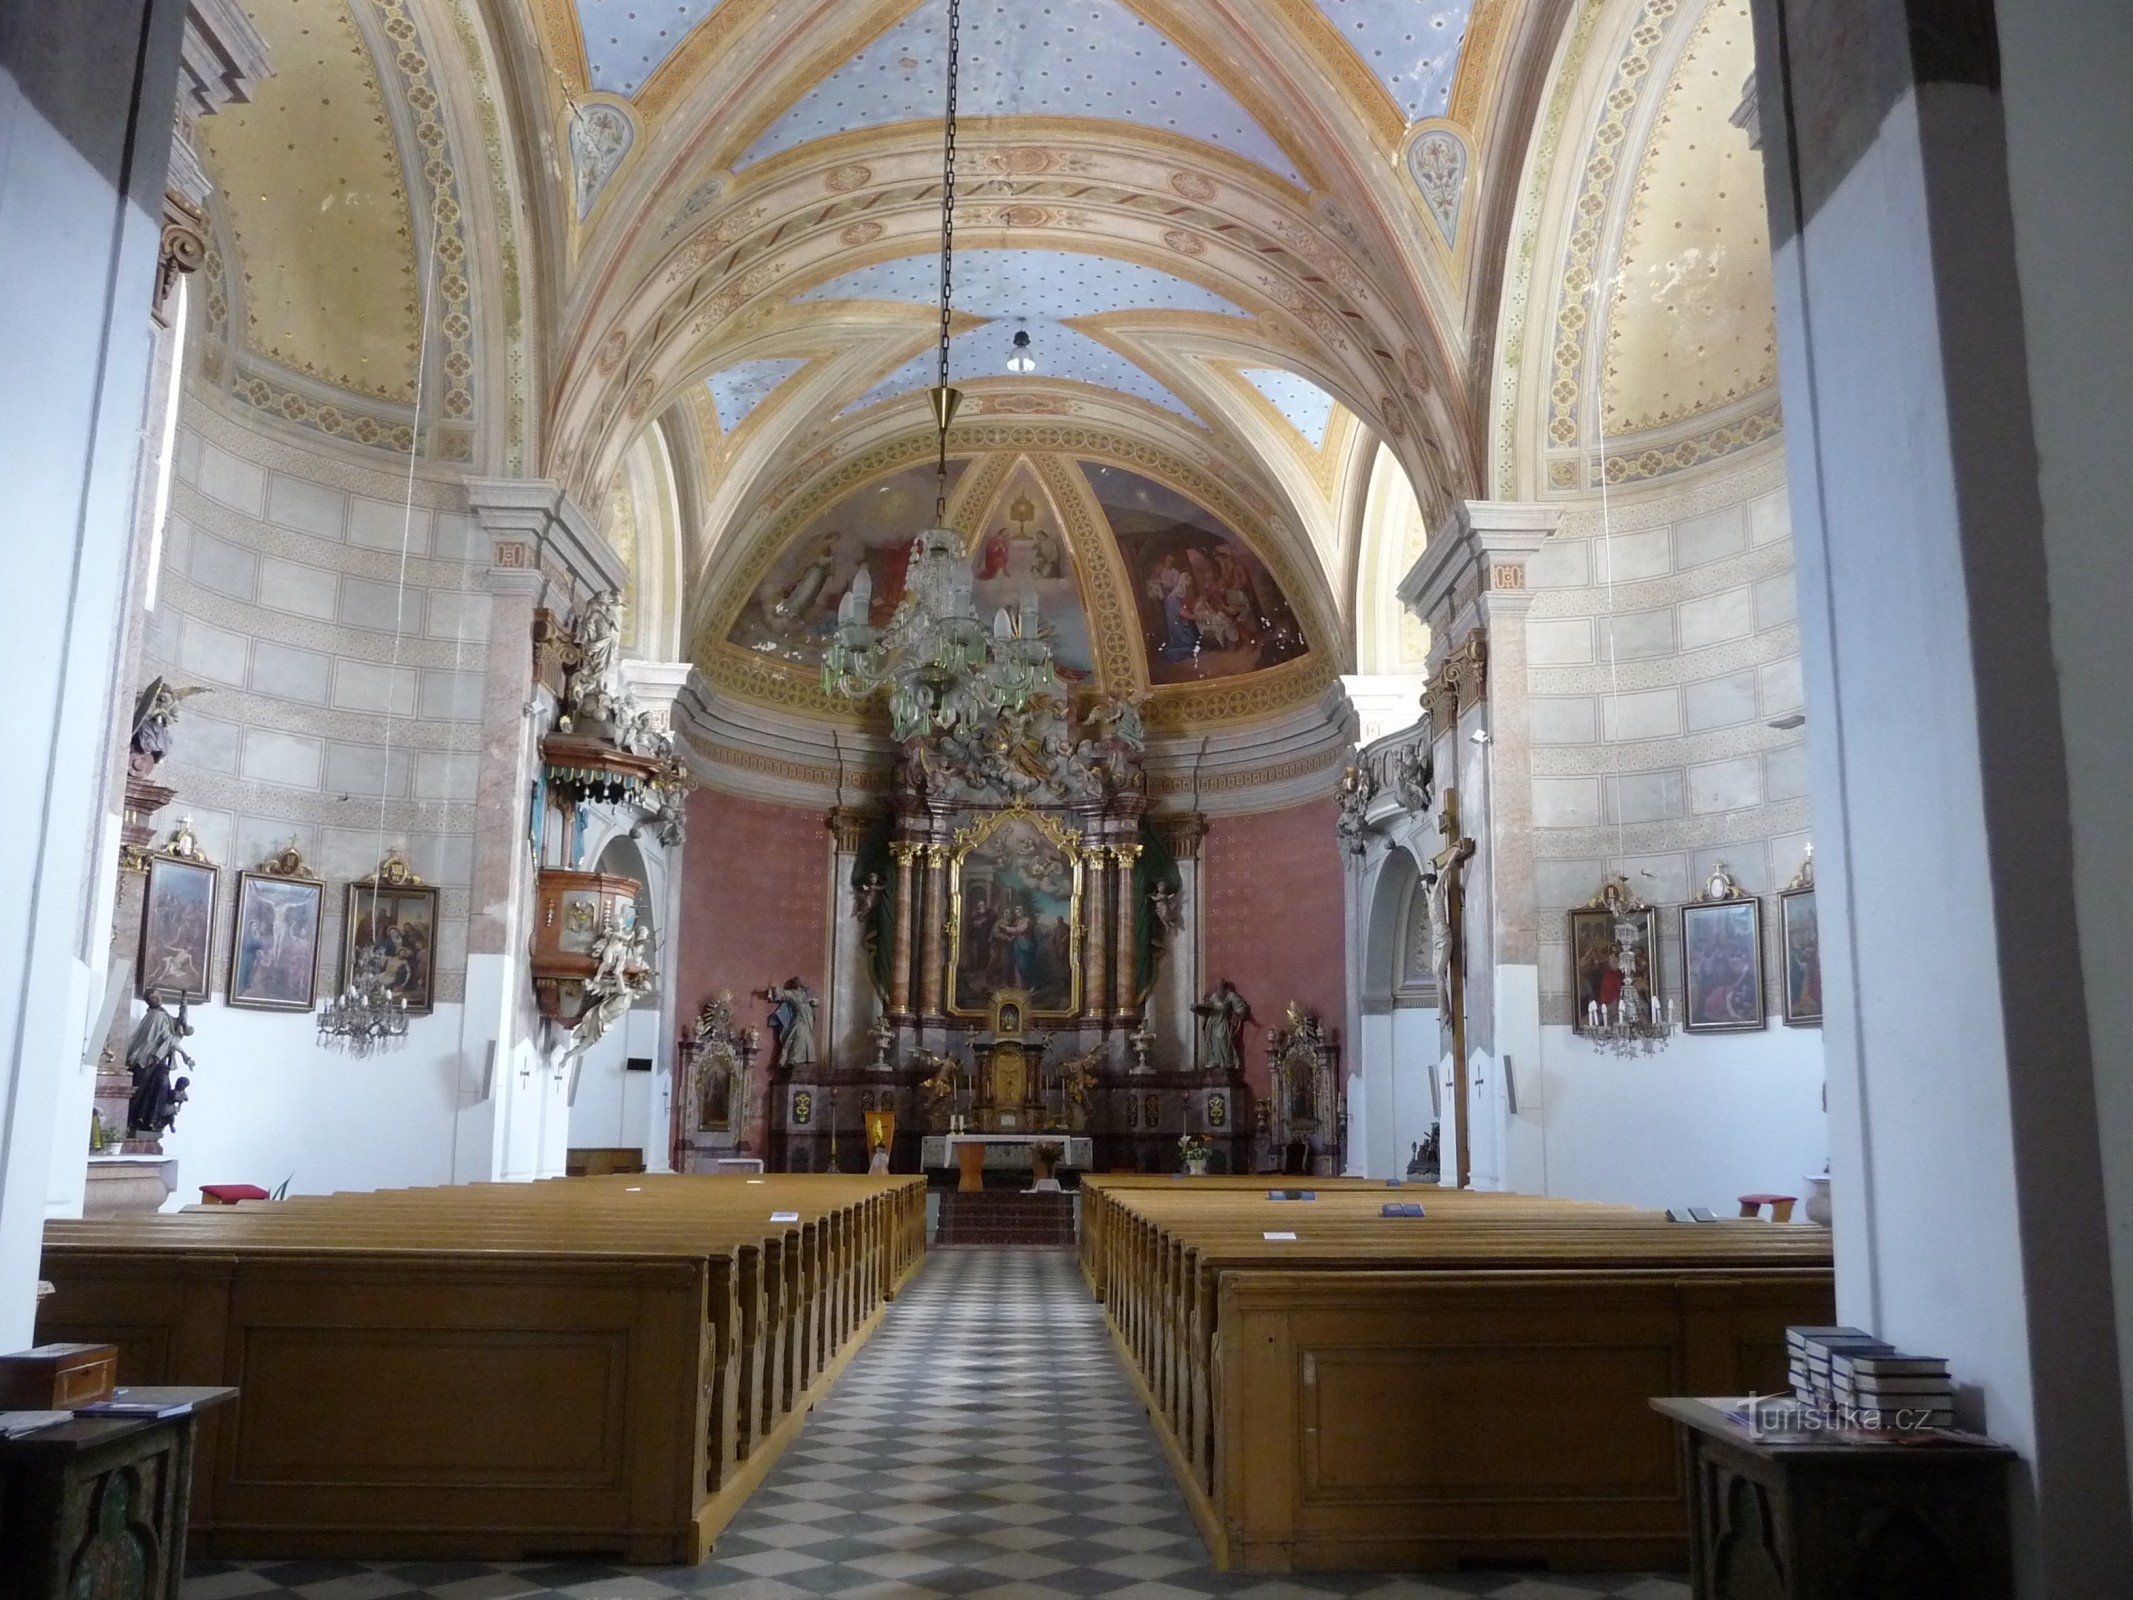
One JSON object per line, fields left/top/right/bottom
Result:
{"left": 1399, "top": 500, "right": 1562, "bottom": 652}
{"left": 466, "top": 479, "right": 623, "bottom": 606}
{"left": 621, "top": 660, "right": 696, "bottom": 730}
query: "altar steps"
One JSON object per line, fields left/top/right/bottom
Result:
{"left": 935, "top": 1190, "right": 1076, "bottom": 1248}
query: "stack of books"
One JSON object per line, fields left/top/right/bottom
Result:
{"left": 1787, "top": 1325, "right": 1890, "bottom": 1404}
{"left": 1832, "top": 1351, "right": 1955, "bottom": 1428}
{"left": 1785, "top": 1325, "right": 1956, "bottom": 1429}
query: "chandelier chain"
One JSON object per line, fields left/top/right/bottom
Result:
{"left": 934, "top": 0, "right": 961, "bottom": 522}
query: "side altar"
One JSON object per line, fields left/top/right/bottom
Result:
{"left": 734, "top": 693, "right": 1264, "bottom": 1177}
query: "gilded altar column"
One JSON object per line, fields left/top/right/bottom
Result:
{"left": 1082, "top": 843, "right": 1111, "bottom": 1020}
{"left": 888, "top": 841, "right": 919, "bottom": 1019}
{"left": 1111, "top": 843, "right": 1141, "bottom": 1019}
{"left": 918, "top": 842, "right": 949, "bottom": 1017}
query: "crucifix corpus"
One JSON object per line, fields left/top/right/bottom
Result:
{"left": 1427, "top": 788, "right": 1477, "bottom": 1189}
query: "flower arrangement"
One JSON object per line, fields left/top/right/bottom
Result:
{"left": 1179, "top": 1132, "right": 1211, "bottom": 1174}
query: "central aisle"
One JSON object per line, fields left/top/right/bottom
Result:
{"left": 186, "top": 1248, "right": 1690, "bottom": 1600}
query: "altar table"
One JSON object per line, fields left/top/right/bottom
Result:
{"left": 922, "top": 1133, "right": 1094, "bottom": 1189}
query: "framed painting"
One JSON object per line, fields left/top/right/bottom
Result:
{"left": 138, "top": 852, "right": 217, "bottom": 1003}
{"left": 228, "top": 864, "right": 323, "bottom": 1011}
{"left": 948, "top": 806, "right": 1083, "bottom": 1018}
{"left": 1682, "top": 869, "right": 1766, "bottom": 1033}
{"left": 342, "top": 853, "right": 439, "bottom": 1015}
{"left": 1780, "top": 875, "right": 1822, "bottom": 1027}
{"left": 1568, "top": 876, "right": 1659, "bottom": 1034}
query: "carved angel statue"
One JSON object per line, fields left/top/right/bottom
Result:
{"left": 128, "top": 677, "right": 209, "bottom": 777}
{"left": 918, "top": 1050, "right": 963, "bottom": 1109}
{"left": 561, "top": 921, "right": 654, "bottom": 1066}
{"left": 1083, "top": 692, "right": 1146, "bottom": 752}
{"left": 1392, "top": 737, "right": 1433, "bottom": 814}
{"left": 1054, "top": 1041, "right": 1104, "bottom": 1109}
{"left": 1149, "top": 882, "right": 1183, "bottom": 937}
{"left": 1335, "top": 763, "right": 1378, "bottom": 854}
{"left": 852, "top": 872, "right": 887, "bottom": 924}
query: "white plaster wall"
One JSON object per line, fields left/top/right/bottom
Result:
{"left": 1521, "top": 449, "right": 1827, "bottom": 1209}
{"left": 0, "top": 0, "right": 186, "bottom": 1346}
{"left": 1997, "top": 0, "right": 2133, "bottom": 1504}
{"left": 119, "top": 389, "right": 494, "bottom": 1198}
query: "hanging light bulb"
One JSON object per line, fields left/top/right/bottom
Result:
{"left": 1006, "top": 326, "right": 1036, "bottom": 373}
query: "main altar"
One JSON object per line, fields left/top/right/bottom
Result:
{"left": 738, "top": 691, "right": 1262, "bottom": 1178}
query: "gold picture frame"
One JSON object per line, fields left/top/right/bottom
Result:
{"left": 341, "top": 851, "right": 439, "bottom": 1016}
{"left": 228, "top": 853, "right": 324, "bottom": 1012}
{"left": 946, "top": 804, "right": 1084, "bottom": 1019}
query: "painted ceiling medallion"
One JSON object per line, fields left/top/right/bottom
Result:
{"left": 569, "top": 99, "right": 635, "bottom": 219}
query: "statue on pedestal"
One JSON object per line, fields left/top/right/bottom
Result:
{"left": 761, "top": 977, "right": 818, "bottom": 1070}
{"left": 124, "top": 992, "right": 194, "bottom": 1141}
{"left": 1193, "top": 979, "right": 1249, "bottom": 1075}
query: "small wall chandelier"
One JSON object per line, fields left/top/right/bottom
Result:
{"left": 316, "top": 974, "right": 410, "bottom": 1058}
{"left": 1577, "top": 874, "right": 1675, "bottom": 1058}
{"left": 1006, "top": 326, "right": 1036, "bottom": 373}
{"left": 820, "top": 0, "right": 1060, "bottom": 742}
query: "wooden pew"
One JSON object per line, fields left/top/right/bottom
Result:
{"left": 37, "top": 1174, "right": 925, "bottom": 1564}
{"left": 1080, "top": 1177, "right": 1833, "bottom": 1574}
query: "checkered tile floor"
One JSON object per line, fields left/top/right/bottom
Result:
{"left": 185, "top": 1249, "right": 1689, "bottom": 1600}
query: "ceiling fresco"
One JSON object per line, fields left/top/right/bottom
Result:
{"left": 175, "top": 0, "right": 1782, "bottom": 726}
{"left": 1083, "top": 463, "right": 1307, "bottom": 686}
{"left": 736, "top": 0, "right": 1305, "bottom": 184}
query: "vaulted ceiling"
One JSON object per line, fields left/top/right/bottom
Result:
{"left": 182, "top": 0, "right": 1778, "bottom": 725}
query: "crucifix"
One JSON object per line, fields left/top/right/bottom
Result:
{"left": 1427, "top": 788, "right": 1477, "bottom": 1189}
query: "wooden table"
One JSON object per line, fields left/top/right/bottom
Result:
{"left": 0, "top": 1385, "right": 235, "bottom": 1600}
{"left": 1652, "top": 1397, "right": 2016, "bottom": 1599}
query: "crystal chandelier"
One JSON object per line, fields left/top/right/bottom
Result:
{"left": 819, "top": 0, "right": 1060, "bottom": 742}
{"left": 1578, "top": 874, "right": 1675, "bottom": 1058}
{"left": 316, "top": 975, "right": 410, "bottom": 1057}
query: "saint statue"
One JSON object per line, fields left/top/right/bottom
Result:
{"left": 761, "top": 977, "right": 818, "bottom": 1070}
{"left": 565, "top": 589, "right": 627, "bottom": 728}
{"left": 125, "top": 992, "right": 195, "bottom": 1139}
{"left": 1193, "top": 980, "right": 1249, "bottom": 1075}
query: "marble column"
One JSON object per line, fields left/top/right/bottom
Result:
{"left": 917, "top": 842, "right": 948, "bottom": 1018}
{"left": 1082, "top": 846, "right": 1111, "bottom": 1021}
{"left": 824, "top": 808, "right": 878, "bottom": 1070}
{"left": 1148, "top": 815, "right": 1204, "bottom": 1070}
{"left": 1399, "top": 502, "right": 1559, "bottom": 1193}
{"left": 463, "top": 480, "right": 625, "bottom": 1183}
{"left": 888, "top": 842, "right": 919, "bottom": 1019}
{"left": 1111, "top": 843, "right": 1141, "bottom": 1019}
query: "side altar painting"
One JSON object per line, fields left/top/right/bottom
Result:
{"left": 949, "top": 809, "right": 1082, "bottom": 1017}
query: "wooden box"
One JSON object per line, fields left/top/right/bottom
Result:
{"left": 0, "top": 1343, "right": 117, "bottom": 1409}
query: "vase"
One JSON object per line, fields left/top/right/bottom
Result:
{"left": 1804, "top": 1169, "right": 1832, "bottom": 1226}
{"left": 1184, "top": 1157, "right": 1209, "bottom": 1177}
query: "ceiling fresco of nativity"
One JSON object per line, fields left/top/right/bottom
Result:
{"left": 175, "top": 0, "right": 1780, "bottom": 731}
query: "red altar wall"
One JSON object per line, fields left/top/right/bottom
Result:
{"left": 1200, "top": 796, "right": 1345, "bottom": 1095}
{"left": 674, "top": 788, "right": 829, "bottom": 1149}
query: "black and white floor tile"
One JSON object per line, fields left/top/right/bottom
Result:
{"left": 184, "top": 1249, "right": 1690, "bottom": 1600}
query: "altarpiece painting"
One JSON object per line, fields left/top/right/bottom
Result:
{"left": 948, "top": 807, "right": 1082, "bottom": 1017}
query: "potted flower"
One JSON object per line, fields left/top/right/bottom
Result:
{"left": 1179, "top": 1132, "right": 1211, "bottom": 1177}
